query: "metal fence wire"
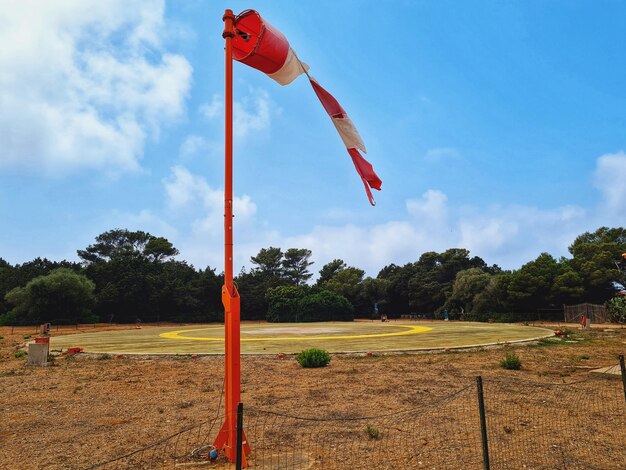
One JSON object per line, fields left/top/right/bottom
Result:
{"left": 89, "top": 367, "right": 626, "bottom": 470}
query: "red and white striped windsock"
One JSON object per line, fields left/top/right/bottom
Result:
{"left": 231, "top": 9, "right": 382, "bottom": 205}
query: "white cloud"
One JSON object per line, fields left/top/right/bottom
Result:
{"left": 163, "top": 164, "right": 257, "bottom": 228}
{"left": 0, "top": 0, "right": 191, "bottom": 174}
{"left": 200, "top": 88, "right": 276, "bottom": 141}
{"left": 199, "top": 95, "right": 224, "bottom": 120}
{"left": 118, "top": 153, "right": 618, "bottom": 275}
{"left": 594, "top": 151, "right": 626, "bottom": 216}
{"left": 179, "top": 135, "right": 212, "bottom": 160}
{"left": 406, "top": 189, "right": 448, "bottom": 226}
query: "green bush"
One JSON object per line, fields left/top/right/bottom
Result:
{"left": 14, "top": 350, "right": 27, "bottom": 359}
{"left": 500, "top": 352, "right": 521, "bottom": 370}
{"left": 366, "top": 425, "right": 380, "bottom": 440}
{"left": 296, "top": 348, "right": 331, "bottom": 368}
{"left": 607, "top": 297, "right": 626, "bottom": 324}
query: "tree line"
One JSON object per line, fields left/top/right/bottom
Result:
{"left": 0, "top": 226, "right": 624, "bottom": 326}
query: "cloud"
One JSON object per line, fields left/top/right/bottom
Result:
{"left": 594, "top": 151, "right": 626, "bottom": 216}
{"left": 200, "top": 88, "right": 276, "bottom": 142}
{"left": 406, "top": 189, "right": 448, "bottom": 226}
{"left": 179, "top": 135, "right": 212, "bottom": 160}
{"left": 163, "top": 165, "right": 257, "bottom": 227}
{"left": 0, "top": 0, "right": 191, "bottom": 175}
{"left": 119, "top": 153, "right": 616, "bottom": 276}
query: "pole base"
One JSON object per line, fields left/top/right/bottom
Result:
{"left": 213, "top": 420, "right": 250, "bottom": 466}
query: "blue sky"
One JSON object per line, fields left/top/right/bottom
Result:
{"left": 1, "top": 0, "right": 625, "bottom": 276}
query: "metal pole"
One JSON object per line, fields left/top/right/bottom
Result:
{"left": 476, "top": 376, "right": 490, "bottom": 470}
{"left": 236, "top": 402, "right": 244, "bottom": 470}
{"left": 619, "top": 354, "right": 626, "bottom": 406}
{"left": 213, "top": 10, "right": 246, "bottom": 465}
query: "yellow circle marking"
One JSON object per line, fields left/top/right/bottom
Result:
{"left": 160, "top": 324, "right": 432, "bottom": 342}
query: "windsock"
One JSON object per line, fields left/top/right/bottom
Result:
{"left": 231, "top": 9, "right": 382, "bottom": 205}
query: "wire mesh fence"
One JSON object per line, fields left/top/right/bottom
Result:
{"left": 89, "top": 368, "right": 626, "bottom": 470}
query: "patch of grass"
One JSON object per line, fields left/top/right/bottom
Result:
{"left": 22, "top": 335, "right": 31, "bottom": 340}
{"left": 296, "top": 348, "right": 331, "bottom": 368}
{"left": 537, "top": 371, "right": 549, "bottom": 377}
{"left": 500, "top": 352, "right": 521, "bottom": 370}
{"left": 366, "top": 425, "right": 380, "bottom": 440}
{"left": 0, "top": 368, "right": 29, "bottom": 377}
{"left": 14, "top": 350, "right": 27, "bottom": 359}
{"left": 579, "top": 355, "right": 590, "bottom": 360}
{"left": 0, "top": 335, "right": 4, "bottom": 339}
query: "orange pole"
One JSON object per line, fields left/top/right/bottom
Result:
{"left": 213, "top": 9, "right": 249, "bottom": 465}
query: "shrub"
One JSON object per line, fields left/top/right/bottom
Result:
{"left": 14, "top": 350, "right": 27, "bottom": 359}
{"left": 366, "top": 425, "right": 380, "bottom": 440}
{"left": 296, "top": 348, "right": 331, "bottom": 368}
{"left": 500, "top": 352, "right": 521, "bottom": 370}
{"left": 22, "top": 335, "right": 31, "bottom": 340}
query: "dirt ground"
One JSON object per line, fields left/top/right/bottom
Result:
{"left": 1, "top": 322, "right": 625, "bottom": 469}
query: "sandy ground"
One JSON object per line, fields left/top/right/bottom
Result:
{"left": 1, "top": 323, "right": 625, "bottom": 469}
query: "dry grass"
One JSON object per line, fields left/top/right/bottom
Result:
{"left": 0, "top": 323, "right": 624, "bottom": 469}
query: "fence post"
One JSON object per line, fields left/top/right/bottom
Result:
{"left": 619, "top": 354, "right": 626, "bottom": 406}
{"left": 476, "top": 376, "right": 490, "bottom": 470}
{"left": 236, "top": 402, "right": 244, "bottom": 470}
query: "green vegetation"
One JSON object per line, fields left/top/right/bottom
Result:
{"left": 296, "top": 348, "right": 331, "bottom": 368}
{"left": 500, "top": 352, "right": 522, "bottom": 370}
{"left": 14, "top": 350, "right": 26, "bottom": 359}
{"left": 607, "top": 297, "right": 626, "bottom": 324}
{"left": 0, "top": 226, "right": 624, "bottom": 325}
{"left": 366, "top": 425, "right": 380, "bottom": 440}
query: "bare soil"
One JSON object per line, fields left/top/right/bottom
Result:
{"left": 1, "top": 323, "right": 625, "bottom": 469}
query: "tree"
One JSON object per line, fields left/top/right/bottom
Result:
{"left": 265, "top": 285, "right": 353, "bottom": 322}
{"left": 298, "top": 290, "right": 353, "bottom": 322}
{"left": 322, "top": 267, "right": 364, "bottom": 305}
{"left": 607, "top": 297, "right": 626, "bottom": 324}
{"left": 354, "top": 277, "right": 390, "bottom": 318}
{"left": 77, "top": 229, "right": 178, "bottom": 264}
{"left": 2, "top": 268, "right": 96, "bottom": 325}
{"left": 506, "top": 253, "right": 561, "bottom": 312}
{"left": 445, "top": 268, "right": 492, "bottom": 317}
{"left": 377, "top": 262, "right": 418, "bottom": 317}
{"left": 282, "top": 248, "right": 314, "bottom": 285}
{"left": 238, "top": 247, "right": 291, "bottom": 320}
{"left": 568, "top": 227, "right": 626, "bottom": 303}
{"left": 408, "top": 249, "right": 487, "bottom": 315}
{"left": 250, "top": 247, "right": 283, "bottom": 277}
{"left": 78, "top": 230, "right": 192, "bottom": 323}
{"left": 265, "top": 285, "right": 308, "bottom": 322}
{"left": 317, "top": 259, "right": 347, "bottom": 286}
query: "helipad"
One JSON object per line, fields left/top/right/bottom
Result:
{"left": 50, "top": 321, "right": 554, "bottom": 355}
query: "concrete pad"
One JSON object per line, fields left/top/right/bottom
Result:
{"left": 590, "top": 365, "right": 622, "bottom": 378}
